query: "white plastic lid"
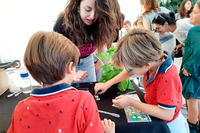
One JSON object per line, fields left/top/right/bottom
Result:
{"left": 6, "top": 68, "right": 16, "bottom": 71}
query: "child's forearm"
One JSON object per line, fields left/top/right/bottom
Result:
{"left": 129, "top": 99, "right": 175, "bottom": 121}
{"left": 106, "top": 70, "right": 133, "bottom": 88}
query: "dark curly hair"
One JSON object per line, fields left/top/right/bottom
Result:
{"left": 63, "top": 0, "right": 116, "bottom": 51}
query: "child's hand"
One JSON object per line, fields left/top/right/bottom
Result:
{"left": 182, "top": 68, "right": 191, "bottom": 76}
{"left": 95, "top": 60, "right": 101, "bottom": 74}
{"left": 94, "top": 83, "right": 109, "bottom": 95}
{"left": 102, "top": 119, "right": 115, "bottom": 133}
{"left": 74, "top": 70, "right": 88, "bottom": 82}
{"left": 112, "top": 95, "right": 131, "bottom": 109}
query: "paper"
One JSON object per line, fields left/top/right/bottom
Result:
{"left": 124, "top": 94, "right": 151, "bottom": 122}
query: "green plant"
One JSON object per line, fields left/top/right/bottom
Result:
{"left": 95, "top": 45, "right": 134, "bottom": 92}
{"left": 158, "top": 0, "right": 181, "bottom": 13}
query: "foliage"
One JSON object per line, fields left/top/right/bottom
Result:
{"left": 96, "top": 45, "right": 134, "bottom": 92}
{"left": 158, "top": 0, "right": 183, "bottom": 13}
{"left": 158, "top": 0, "right": 197, "bottom": 13}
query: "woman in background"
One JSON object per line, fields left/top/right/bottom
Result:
{"left": 176, "top": 0, "right": 193, "bottom": 20}
{"left": 152, "top": 12, "right": 193, "bottom": 66}
{"left": 140, "top": 0, "right": 176, "bottom": 54}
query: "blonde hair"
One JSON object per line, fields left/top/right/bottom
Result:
{"left": 112, "top": 28, "right": 163, "bottom": 68}
{"left": 137, "top": 19, "right": 143, "bottom": 27}
{"left": 133, "top": 19, "right": 143, "bottom": 27}
{"left": 123, "top": 20, "right": 131, "bottom": 26}
{"left": 24, "top": 31, "right": 80, "bottom": 85}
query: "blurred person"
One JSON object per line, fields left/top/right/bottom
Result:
{"left": 179, "top": 2, "right": 200, "bottom": 132}
{"left": 176, "top": 0, "right": 193, "bottom": 20}
{"left": 140, "top": 0, "right": 176, "bottom": 54}
{"left": 123, "top": 20, "right": 132, "bottom": 35}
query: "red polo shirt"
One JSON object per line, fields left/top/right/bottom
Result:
{"left": 7, "top": 83, "right": 105, "bottom": 133}
{"left": 143, "top": 52, "right": 182, "bottom": 123}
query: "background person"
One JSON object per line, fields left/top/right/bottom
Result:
{"left": 123, "top": 20, "right": 132, "bottom": 35}
{"left": 176, "top": 0, "right": 193, "bottom": 20}
{"left": 152, "top": 12, "right": 194, "bottom": 69}
{"left": 133, "top": 18, "right": 144, "bottom": 29}
{"left": 179, "top": 1, "right": 200, "bottom": 132}
{"left": 140, "top": 0, "right": 176, "bottom": 54}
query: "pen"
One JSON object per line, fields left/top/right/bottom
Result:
{"left": 98, "top": 110, "right": 120, "bottom": 118}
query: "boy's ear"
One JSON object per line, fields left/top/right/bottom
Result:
{"left": 145, "top": 63, "right": 151, "bottom": 69}
{"left": 65, "top": 62, "right": 74, "bottom": 74}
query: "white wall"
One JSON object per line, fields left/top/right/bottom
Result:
{"left": 118, "top": 0, "right": 141, "bottom": 26}
{"left": 0, "top": 0, "right": 67, "bottom": 65}
{"left": 0, "top": 0, "right": 141, "bottom": 66}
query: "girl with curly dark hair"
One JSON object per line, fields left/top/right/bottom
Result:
{"left": 54, "top": 0, "right": 116, "bottom": 83}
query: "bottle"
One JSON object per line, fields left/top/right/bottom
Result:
{"left": 6, "top": 68, "right": 21, "bottom": 93}
{"left": 20, "top": 72, "right": 33, "bottom": 93}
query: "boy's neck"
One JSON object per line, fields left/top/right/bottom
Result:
{"left": 43, "top": 77, "right": 72, "bottom": 88}
{"left": 148, "top": 58, "right": 165, "bottom": 78}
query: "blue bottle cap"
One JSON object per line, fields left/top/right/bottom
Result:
{"left": 20, "top": 72, "right": 29, "bottom": 78}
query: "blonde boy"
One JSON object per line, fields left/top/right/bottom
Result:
{"left": 123, "top": 20, "right": 131, "bottom": 34}
{"left": 95, "top": 28, "right": 189, "bottom": 133}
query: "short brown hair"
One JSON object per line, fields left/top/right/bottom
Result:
{"left": 123, "top": 20, "right": 131, "bottom": 26}
{"left": 24, "top": 31, "right": 80, "bottom": 85}
{"left": 112, "top": 28, "right": 163, "bottom": 68}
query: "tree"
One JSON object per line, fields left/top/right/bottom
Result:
{"left": 158, "top": 0, "right": 198, "bottom": 13}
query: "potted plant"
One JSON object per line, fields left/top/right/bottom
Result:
{"left": 95, "top": 45, "right": 134, "bottom": 92}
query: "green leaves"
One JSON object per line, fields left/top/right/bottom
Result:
{"left": 96, "top": 45, "right": 134, "bottom": 92}
{"left": 158, "top": 0, "right": 183, "bottom": 13}
{"left": 118, "top": 80, "right": 127, "bottom": 92}
{"left": 127, "top": 78, "right": 134, "bottom": 90}
{"left": 95, "top": 53, "right": 110, "bottom": 61}
{"left": 99, "top": 63, "right": 122, "bottom": 83}
{"left": 95, "top": 45, "right": 116, "bottom": 61}
{"left": 158, "top": 0, "right": 197, "bottom": 13}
